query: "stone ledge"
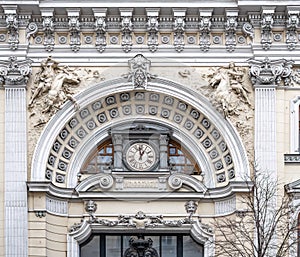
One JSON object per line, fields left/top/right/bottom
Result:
{"left": 284, "top": 153, "right": 300, "bottom": 163}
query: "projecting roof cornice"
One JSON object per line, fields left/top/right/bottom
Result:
{"left": 0, "top": 1, "right": 298, "bottom": 15}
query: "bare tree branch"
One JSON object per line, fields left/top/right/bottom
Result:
{"left": 213, "top": 171, "right": 297, "bottom": 257}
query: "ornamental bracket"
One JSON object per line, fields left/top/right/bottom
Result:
{"left": 173, "top": 9, "right": 186, "bottom": 52}
{"left": 120, "top": 9, "right": 133, "bottom": 53}
{"left": 3, "top": 5, "right": 19, "bottom": 50}
{"left": 93, "top": 8, "right": 107, "bottom": 53}
{"left": 260, "top": 6, "right": 275, "bottom": 50}
{"left": 67, "top": 9, "right": 81, "bottom": 52}
{"left": 41, "top": 8, "right": 55, "bottom": 52}
{"left": 199, "top": 9, "right": 213, "bottom": 52}
{"left": 286, "top": 7, "right": 300, "bottom": 50}
{"left": 225, "top": 9, "right": 238, "bottom": 52}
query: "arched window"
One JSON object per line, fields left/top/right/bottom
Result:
{"left": 168, "top": 141, "right": 201, "bottom": 175}
{"left": 81, "top": 139, "right": 201, "bottom": 175}
{"left": 82, "top": 139, "right": 114, "bottom": 174}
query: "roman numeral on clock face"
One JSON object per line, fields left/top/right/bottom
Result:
{"left": 126, "top": 142, "right": 156, "bottom": 171}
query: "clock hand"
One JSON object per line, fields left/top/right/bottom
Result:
{"left": 138, "top": 145, "right": 144, "bottom": 160}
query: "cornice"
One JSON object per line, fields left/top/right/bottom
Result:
{"left": 27, "top": 180, "right": 252, "bottom": 200}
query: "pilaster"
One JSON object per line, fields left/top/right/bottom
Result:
{"left": 0, "top": 56, "right": 32, "bottom": 257}
{"left": 248, "top": 57, "right": 294, "bottom": 256}
{"left": 249, "top": 57, "right": 293, "bottom": 172}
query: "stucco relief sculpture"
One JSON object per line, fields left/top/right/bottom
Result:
{"left": 123, "top": 54, "right": 156, "bottom": 89}
{"left": 29, "top": 56, "right": 80, "bottom": 114}
{"left": 70, "top": 200, "right": 199, "bottom": 233}
{"left": 203, "top": 63, "right": 254, "bottom": 159}
{"left": 204, "top": 62, "right": 252, "bottom": 117}
{"left": 179, "top": 63, "right": 254, "bottom": 164}
{"left": 29, "top": 56, "right": 104, "bottom": 127}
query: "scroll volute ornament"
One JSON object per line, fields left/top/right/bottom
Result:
{"left": 248, "top": 57, "right": 294, "bottom": 86}
{"left": 0, "top": 56, "right": 32, "bottom": 86}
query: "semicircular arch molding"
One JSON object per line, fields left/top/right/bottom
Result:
{"left": 31, "top": 76, "right": 249, "bottom": 189}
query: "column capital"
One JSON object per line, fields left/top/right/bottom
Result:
{"left": 0, "top": 56, "right": 33, "bottom": 87}
{"left": 248, "top": 57, "right": 294, "bottom": 87}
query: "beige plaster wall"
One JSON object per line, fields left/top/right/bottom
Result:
{"left": 28, "top": 212, "right": 68, "bottom": 257}
{"left": 277, "top": 88, "right": 300, "bottom": 185}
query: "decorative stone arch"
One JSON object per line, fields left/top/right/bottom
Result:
{"left": 31, "top": 76, "right": 250, "bottom": 189}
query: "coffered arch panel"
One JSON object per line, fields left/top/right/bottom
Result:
{"left": 31, "top": 76, "right": 249, "bottom": 189}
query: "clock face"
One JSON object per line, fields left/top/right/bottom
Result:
{"left": 125, "top": 142, "right": 156, "bottom": 171}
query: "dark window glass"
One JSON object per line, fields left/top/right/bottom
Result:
{"left": 81, "top": 235, "right": 100, "bottom": 256}
{"left": 80, "top": 234, "right": 204, "bottom": 257}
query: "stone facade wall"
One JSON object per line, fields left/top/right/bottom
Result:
{"left": 1, "top": 1, "right": 300, "bottom": 257}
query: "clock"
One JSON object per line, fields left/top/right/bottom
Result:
{"left": 125, "top": 142, "right": 157, "bottom": 171}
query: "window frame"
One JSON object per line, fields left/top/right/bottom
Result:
{"left": 290, "top": 96, "right": 300, "bottom": 153}
{"left": 80, "top": 233, "right": 204, "bottom": 257}
{"left": 81, "top": 138, "right": 201, "bottom": 175}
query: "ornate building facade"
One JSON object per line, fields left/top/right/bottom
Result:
{"left": 0, "top": 0, "right": 300, "bottom": 256}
